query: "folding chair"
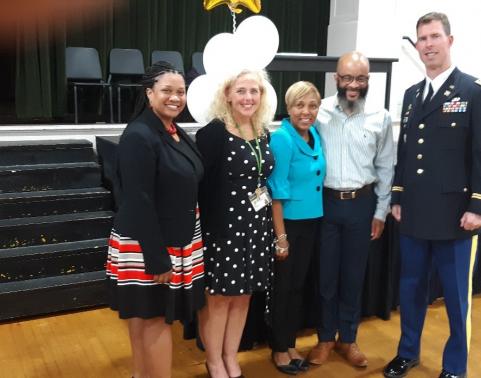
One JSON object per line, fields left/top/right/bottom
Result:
{"left": 191, "top": 51, "right": 205, "bottom": 75}
{"left": 108, "top": 48, "right": 145, "bottom": 123}
{"left": 65, "top": 47, "right": 113, "bottom": 123}
{"left": 151, "top": 50, "right": 185, "bottom": 73}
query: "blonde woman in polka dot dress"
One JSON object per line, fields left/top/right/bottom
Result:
{"left": 196, "top": 69, "right": 275, "bottom": 378}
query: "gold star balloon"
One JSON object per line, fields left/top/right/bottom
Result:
{"left": 203, "top": 0, "right": 261, "bottom": 14}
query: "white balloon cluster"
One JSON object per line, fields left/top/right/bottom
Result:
{"left": 187, "top": 15, "right": 279, "bottom": 124}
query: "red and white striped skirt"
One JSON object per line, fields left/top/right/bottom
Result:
{"left": 106, "top": 209, "right": 205, "bottom": 322}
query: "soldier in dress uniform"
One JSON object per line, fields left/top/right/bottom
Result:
{"left": 384, "top": 12, "right": 481, "bottom": 378}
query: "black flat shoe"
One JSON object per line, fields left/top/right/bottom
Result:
{"left": 439, "top": 369, "right": 466, "bottom": 378}
{"left": 290, "top": 359, "right": 309, "bottom": 371}
{"left": 274, "top": 363, "right": 298, "bottom": 375}
{"left": 383, "top": 355, "right": 419, "bottom": 377}
{"left": 271, "top": 353, "right": 298, "bottom": 375}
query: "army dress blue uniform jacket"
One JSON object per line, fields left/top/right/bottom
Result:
{"left": 392, "top": 68, "right": 481, "bottom": 240}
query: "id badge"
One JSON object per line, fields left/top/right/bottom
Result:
{"left": 248, "top": 186, "right": 272, "bottom": 212}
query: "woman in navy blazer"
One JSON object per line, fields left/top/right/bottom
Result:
{"left": 106, "top": 62, "right": 205, "bottom": 378}
{"left": 267, "top": 81, "right": 326, "bottom": 374}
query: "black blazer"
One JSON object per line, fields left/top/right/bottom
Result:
{"left": 195, "top": 120, "right": 230, "bottom": 237}
{"left": 392, "top": 68, "right": 481, "bottom": 239}
{"left": 114, "top": 108, "right": 203, "bottom": 274}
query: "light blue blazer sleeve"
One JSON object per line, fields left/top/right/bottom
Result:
{"left": 267, "top": 128, "right": 293, "bottom": 200}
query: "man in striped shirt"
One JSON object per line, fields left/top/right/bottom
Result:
{"left": 308, "top": 51, "right": 394, "bottom": 368}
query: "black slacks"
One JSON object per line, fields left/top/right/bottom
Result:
{"left": 317, "top": 191, "right": 376, "bottom": 343}
{"left": 271, "top": 218, "right": 320, "bottom": 352}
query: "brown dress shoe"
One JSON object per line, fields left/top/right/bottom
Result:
{"left": 307, "top": 341, "right": 335, "bottom": 365}
{"left": 335, "top": 342, "right": 368, "bottom": 367}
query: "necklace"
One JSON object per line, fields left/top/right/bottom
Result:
{"left": 165, "top": 123, "right": 177, "bottom": 135}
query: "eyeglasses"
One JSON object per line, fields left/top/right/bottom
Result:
{"left": 337, "top": 75, "right": 369, "bottom": 84}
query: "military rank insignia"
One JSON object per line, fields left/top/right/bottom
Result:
{"left": 443, "top": 98, "right": 468, "bottom": 112}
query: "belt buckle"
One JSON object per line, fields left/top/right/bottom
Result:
{"left": 340, "top": 190, "right": 356, "bottom": 200}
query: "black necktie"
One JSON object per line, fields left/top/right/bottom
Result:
{"left": 423, "top": 83, "right": 434, "bottom": 105}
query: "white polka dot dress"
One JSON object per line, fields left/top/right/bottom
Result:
{"left": 203, "top": 132, "right": 275, "bottom": 296}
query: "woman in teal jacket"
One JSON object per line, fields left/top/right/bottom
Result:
{"left": 268, "top": 81, "right": 326, "bottom": 374}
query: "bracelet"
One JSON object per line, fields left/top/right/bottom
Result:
{"left": 273, "top": 233, "right": 287, "bottom": 243}
{"left": 275, "top": 245, "right": 289, "bottom": 254}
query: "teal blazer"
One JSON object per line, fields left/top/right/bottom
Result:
{"left": 267, "top": 118, "right": 326, "bottom": 219}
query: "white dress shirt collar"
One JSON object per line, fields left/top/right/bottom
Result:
{"left": 424, "top": 65, "right": 456, "bottom": 100}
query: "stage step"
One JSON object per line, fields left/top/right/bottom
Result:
{"left": 0, "top": 238, "right": 108, "bottom": 283}
{"left": 0, "top": 139, "right": 95, "bottom": 166}
{"left": 0, "top": 211, "right": 113, "bottom": 249}
{"left": 0, "top": 187, "right": 112, "bottom": 218}
{"left": 0, "top": 139, "right": 114, "bottom": 320}
{"left": 0, "top": 271, "right": 108, "bottom": 321}
{"left": 0, "top": 162, "right": 102, "bottom": 193}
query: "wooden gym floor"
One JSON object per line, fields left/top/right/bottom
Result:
{"left": 1, "top": 296, "right": 480, "bottom": 378}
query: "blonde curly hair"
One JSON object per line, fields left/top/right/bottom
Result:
{"left": 208, "top": 69, "right": 274, "bottom": 137}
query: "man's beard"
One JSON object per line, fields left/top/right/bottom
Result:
{"left": 337, "top": 84, "right": 369, "bottom": 111}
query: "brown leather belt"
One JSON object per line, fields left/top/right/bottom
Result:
{"left": 323, "top": 184, "right": 373, "bottom": 200}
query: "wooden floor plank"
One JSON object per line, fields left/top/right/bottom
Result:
{"left": 0, "top": 296, "right": 479, "bottom": 378}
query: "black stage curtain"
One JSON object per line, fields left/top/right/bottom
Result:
{"left": 15, "top": 0, "right": 330, "bottom": 120}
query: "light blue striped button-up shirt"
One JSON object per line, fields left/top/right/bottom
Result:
{"left": 316, "top": 95, "right": 395, "bottom": 220}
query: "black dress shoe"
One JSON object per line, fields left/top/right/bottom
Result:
{"left": 439, "top": 369, "right": 466, "bottom": 378}
{"left": 383, "top": 356, "right": 419, "bottom": 377}
{"left": 290, "top": 359, "right": 309, "bottom": 371}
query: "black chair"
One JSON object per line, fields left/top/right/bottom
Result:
{"left": 108, "top": 48, "right": 145, "bottom": 123}
{"left": 151, "top": 50, "right": 184, "bottom": 73}
{"left": 65, "top": 47, "right": 113, "bottom": 123}
{"left": 191, "top": 51, "right": 205, "bottom": 75}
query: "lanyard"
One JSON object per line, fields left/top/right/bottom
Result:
{"left": 235, "top": 124, "right": 263, "bottom": 186}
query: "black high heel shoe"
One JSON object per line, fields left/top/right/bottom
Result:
{"left": 206, "top": 361, "right": 244, "bottom": 378}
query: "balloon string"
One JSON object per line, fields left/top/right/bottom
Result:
{"left": 229, "top": 6, "right": 237, "bottom": 32}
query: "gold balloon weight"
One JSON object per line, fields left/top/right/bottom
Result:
{"left": 203, "top": 0, "right": 261, "bottom": 14}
